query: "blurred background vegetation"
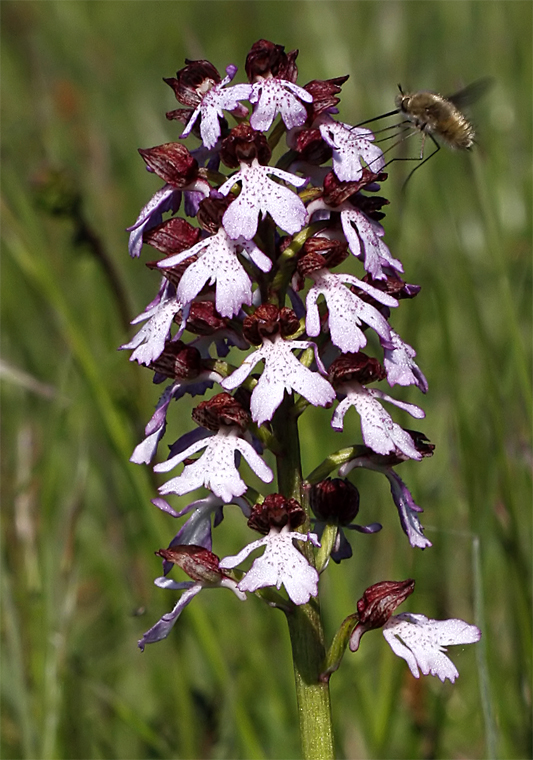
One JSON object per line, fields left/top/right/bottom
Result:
{"left": 1, "top": 2, "right": 531, "bottom": 758}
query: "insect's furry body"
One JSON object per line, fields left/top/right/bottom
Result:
{"left": 354, "top": 78, "right": 492, "bottom": 187}
{"left": 395, "top": 89, "right": 476, "bottom": 150}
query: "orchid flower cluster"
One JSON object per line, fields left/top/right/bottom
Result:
{"left": 123, "top": 39, "right": 480, "bottom": 701}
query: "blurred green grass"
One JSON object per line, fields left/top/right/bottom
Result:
{"left": 1, "top": 2, "right": 531, "bottom": 758}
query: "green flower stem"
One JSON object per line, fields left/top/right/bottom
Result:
{"left": 272, "top": 396, "right": 335, "bottom": 760}
{"left": 286, "top": 602, "right": 335, "bottom": 760}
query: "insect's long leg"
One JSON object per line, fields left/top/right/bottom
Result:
{"left": 354, "top": 119, "right": 440, "bottom": 181}
{"left": 364, "top": 126, "right": 419, "bottom": 171}
{"left": 398, "top": 133, "right": 441, "bottom": 191}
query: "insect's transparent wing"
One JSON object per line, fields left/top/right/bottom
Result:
{"left": 446, "top": 77, "right": 494, "bottom": 109}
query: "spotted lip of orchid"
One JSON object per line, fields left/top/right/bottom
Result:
{"left": 157, "top": 224, "right": 272, "bottom": 319}
{"left": 249, "top": 76, "right": 313, "bottom": 132}
{"left": 219, "top": 495, "right": 321, "bottom": 606}
{"left": 329, "top": 352, "right": 425, "bottom": 461}
{"left": 220, "top": 303, "right": 336, "bottom": 426}
{"left": 319, "top": 119, "right": 386, "bottom": 181}
{"left": 348, "top": 580, "right": 480, "bottom": 683}
{"left": 382, "top": 613, "right": 481, "bottom": 683}
{"left": 154, "top": 394, "right": 273, "bottom": 503}
{"left": 218, "top": 158, "right": 308, "bottom": 241}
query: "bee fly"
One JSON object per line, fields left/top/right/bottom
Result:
{"left": 358, "top": 77, "right": 493, "bottom": 186}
